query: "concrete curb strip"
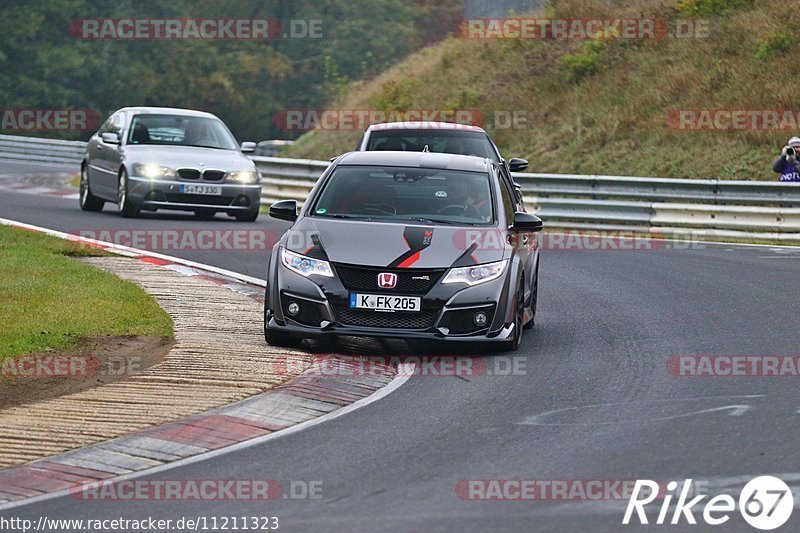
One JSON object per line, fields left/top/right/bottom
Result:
{"left": 0, "top": 220, "right": 399, "bottom": 507}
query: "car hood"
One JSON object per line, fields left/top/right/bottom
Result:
{"left": 123, "top": 145, "right": 255, "bottom": 170}
{"left": 284, "top": 217, "right": 510, "bottom": 269}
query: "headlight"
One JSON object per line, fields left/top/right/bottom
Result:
{"left": 442, "top": 260, "right": 507, "bottom": 286}
{"left": 226, "top": 170, "right": 259, "bottom": 183}
{"left": 281, "top": 248, "right": 334, "bottom": 278}
{"left": 132, "top": 163, "right": 175, "bottom": 179}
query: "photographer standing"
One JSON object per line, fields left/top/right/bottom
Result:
{"left": 773, "top": 137, "right": 800, "bottom": 182}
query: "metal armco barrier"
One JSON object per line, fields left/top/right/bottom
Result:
{"left": 252, "top": 156, "right": 800, "bottom": 242}
{"left": 2, "top": 134, "right": 799, "bottom": 242}
{"left": 0, "top": 134, "right": 86, "bottom": 165}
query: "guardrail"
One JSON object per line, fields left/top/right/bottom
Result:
{"left": 2, "top": 135, "right": 798, "bottom": 242}
{"left": 0, "top": 134, "right": 85, "bottom": 166}
{"left": 252, "top": 156, "right": 800, "bottom": 243}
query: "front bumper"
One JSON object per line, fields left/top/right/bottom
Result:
{"left": 266, "top": 259, "right": 518, "bottom": 343}
{"left": 127, "top": 176, "right": 262, "bottom": 212}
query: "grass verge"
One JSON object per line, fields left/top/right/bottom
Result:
{"left": 0, "top": 225, "right": 174, "bottom": 359}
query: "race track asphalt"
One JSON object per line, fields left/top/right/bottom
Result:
{"left": 2, "top": 163, "right": 799, "bottom": 532}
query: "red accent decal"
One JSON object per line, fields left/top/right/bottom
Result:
{"left": 303, "top": 245, "right": 314, "bottom": 255}
{"left": 139, "top": 257, "right": 170, "bottom": 266}
{"left": 397, "top": 251, "right": 420, "bottom": 268}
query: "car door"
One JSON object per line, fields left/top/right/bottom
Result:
{"left": 92, "top": 111, "right": 125, "bottom": 196}
{"left": 498, "top": 169, "right": 534, "bottom": 298}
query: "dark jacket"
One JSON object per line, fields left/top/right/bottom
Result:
{"left": 773, "top": 154, "right": 800, "bottom": 182}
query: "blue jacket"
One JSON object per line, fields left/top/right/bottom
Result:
{"left": 773, "top": 155, "right": 800, "bottom": 182}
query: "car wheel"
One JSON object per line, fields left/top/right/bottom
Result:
{"left": 503, "top": 276, "right": 525, "bottom": 351}
{"left": 194, "top": 208, "right": 216, "bottom": 220}
{"left": 117, "top": 169, "right": 139, "bottom": 218}
{"left": 235, "top": 210, "right": 259, "bottom": 222}
{"left": 79, "top": 165, "right": 104, "bottom": 212}
{"left": 524, "top": 269, "right": 538, "bottom": 330}
{"left": 263, "top": 309, "right": 302, "bottom": 347}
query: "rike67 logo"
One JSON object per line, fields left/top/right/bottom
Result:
{"left": 623, "top": 477, "right": 793, "bottom": 530}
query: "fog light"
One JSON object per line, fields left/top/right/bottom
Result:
{"left": 287, "top": 302, "right": 301, "bottom": 316}
{"left": 474, "top": 312, "right": 488, "bottom": 327}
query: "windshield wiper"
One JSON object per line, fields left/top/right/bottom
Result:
{"left": 404, "top": 217, "right": 459, "bottom": 225}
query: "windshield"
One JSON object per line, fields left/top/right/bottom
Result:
{"left": 127, "top": 114, "right": 238, "bottom": 150}
{"left": 312, "top": 165, "right": 494, "bottom": 225}
{"left": 364, "top": 129, "right": 499, "bottom": 162}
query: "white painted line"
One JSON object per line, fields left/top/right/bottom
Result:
{"left": 0, "top": 362, "right": 415, "bottom": 511}
{"left": 0, "top": 217, "right": 267, "bottom": 287}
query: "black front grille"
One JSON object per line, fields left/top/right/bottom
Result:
{"left": 203, "top": 170, "right": 225, "bottom": 181}
{"left": 165, "top": 194, "right": 233, "bottom": 206}
{"left": 334, "top": 264, "right": 445, "bottom": 294}
{"left": 335, "top": 306, "right": 437, "bottom": 329}
{"left": 440, "top": 305, "right": 495, "bottom": 335}
{"left": 178, "top": 168, "right": 200, "bottom": 180}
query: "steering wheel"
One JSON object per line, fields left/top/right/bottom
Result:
{"left": 437, "top": 204, "right": 481, "bottom": 219}
{"left": 356, "top": 203, "right": 396, "bottom": 216}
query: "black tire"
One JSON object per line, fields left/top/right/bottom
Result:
{"left": 117, "top": 169, "right": 139, "bottom": 218}
{"left": 79, "top": 165, "right": 104, "bottom": 211}
{"left": 263, "top": 307, "right": 302, "bottom": 347}
{"left": 194, "top": 208, "right": 216, "bottom": 220}
{"left": 502, "top": 277, "right": 525, "bottom": 352}
{"left": 235, "top": 210, "right": 259, "bottom": 222}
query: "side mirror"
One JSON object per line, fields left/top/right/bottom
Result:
{"left": 508, "top": 158, "right": 528, "bottom": 173}
{"left": 241, "top": 141, "right": 256, "bottom": 153}
{"left": 101, "top": 132, "right": 120, "bottom": 145}
{"left": 511, "top": 212, "right": 542, "bottom": 233}
{"left": 269, "top": 199, "right": 298, "bottom": 222}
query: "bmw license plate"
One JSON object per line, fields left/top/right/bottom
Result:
{"left": 349, "top": 293, "right": 421, "bottom": 312}
{"left": 180, "top": 184, "right": 222, "bottom": 196}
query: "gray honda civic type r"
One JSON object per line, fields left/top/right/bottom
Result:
{"left": 80, "top": 106, "right": 261, "bottom": 221}
{"left": 264, "top": 151, "right": 543, "bottom": 351}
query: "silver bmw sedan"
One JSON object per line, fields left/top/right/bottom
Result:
{"left": 80, "top": 107, "right": 261, "bottom": 221}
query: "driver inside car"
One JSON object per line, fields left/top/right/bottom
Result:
{"left": 445, "top": 178, "right": 490, "bottom": 221}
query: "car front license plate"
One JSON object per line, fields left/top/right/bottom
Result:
{"left": 349, "top": 293, "right": 421, "bottom": 312}
{"left": 180, "top": 184, "right": 222, "bottom": 196}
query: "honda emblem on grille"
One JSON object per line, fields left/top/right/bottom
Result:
{"left": 378, "top": 272, "right": 398, "bottom": 289}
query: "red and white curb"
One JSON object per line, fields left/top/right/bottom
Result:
{"left": 0, "top": 218, "right": 414, "bottom": 509}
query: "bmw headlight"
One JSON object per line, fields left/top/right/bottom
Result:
{"left": 442, "top": 260, "right": 507, "bottom": 286}
{"left": 226, "top": 170, "right": 259, "bottom": 184}
{"left": 281, "top": 248, "right": 334, "bottom": 278}
{"left": 132, "top": 163, "right": 176, "bottom": 179}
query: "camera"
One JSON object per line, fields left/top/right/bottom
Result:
{"left": 787, "top": 147, "right": 796, "bottom": 157}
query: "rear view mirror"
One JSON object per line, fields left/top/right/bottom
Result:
{"left": 241, "top": 141, "right": 256, "bottom": 153}
{"left": 508, "top": 158, "right": 528, "bottom": 172}
{"left": 101, "top": 132, "right": 120, "bottom": 145}
{"left": 269, "top": 199, "right": 298, "bottom": 222}
{"left": 511, "top": 212, "right": 542, "bottom": 232}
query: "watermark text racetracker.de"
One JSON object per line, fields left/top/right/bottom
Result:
{"left": 460, "top": 18, "right": 709, "bottom": 40}
{"left": 69, "top": 18, "right": 323, "bottom": 40}
{"left": 1, "top": 354, "right": 142, "bottom": 380}
{"left": 668, "top": 109, "right": 800, "bottom": 131}
{"left": 273, "top": 109, "right": 483, "bottom": 131}
{"left": 668, "top": 355, "right": 800, "bottom": 377}
{"left": 69, "top": 228, "right": 280, "bottom": 252}
{"left": 272, "top": 354, "right": 527, "bottom": 378}
{"left": 68, "top": 478, "right": 322, "bottom": 501}
{"left": 1, "top": 109, "right": 101, "bottom": 132}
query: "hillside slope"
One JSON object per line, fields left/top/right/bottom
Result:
{"left": 284, "top": 0, "right": 798, "bottom": 180}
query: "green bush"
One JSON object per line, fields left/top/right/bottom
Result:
{"left": 755, "top": 31, "right": 792, "bottom": 60}
{"left": 372, "top": 79, "right": 419, "bottom": 110}
{"left": 562, "top": 40, "right": 605, "bottom": 82}
{"left": 678, "top": 0, "right": 753, "bottom": 16}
